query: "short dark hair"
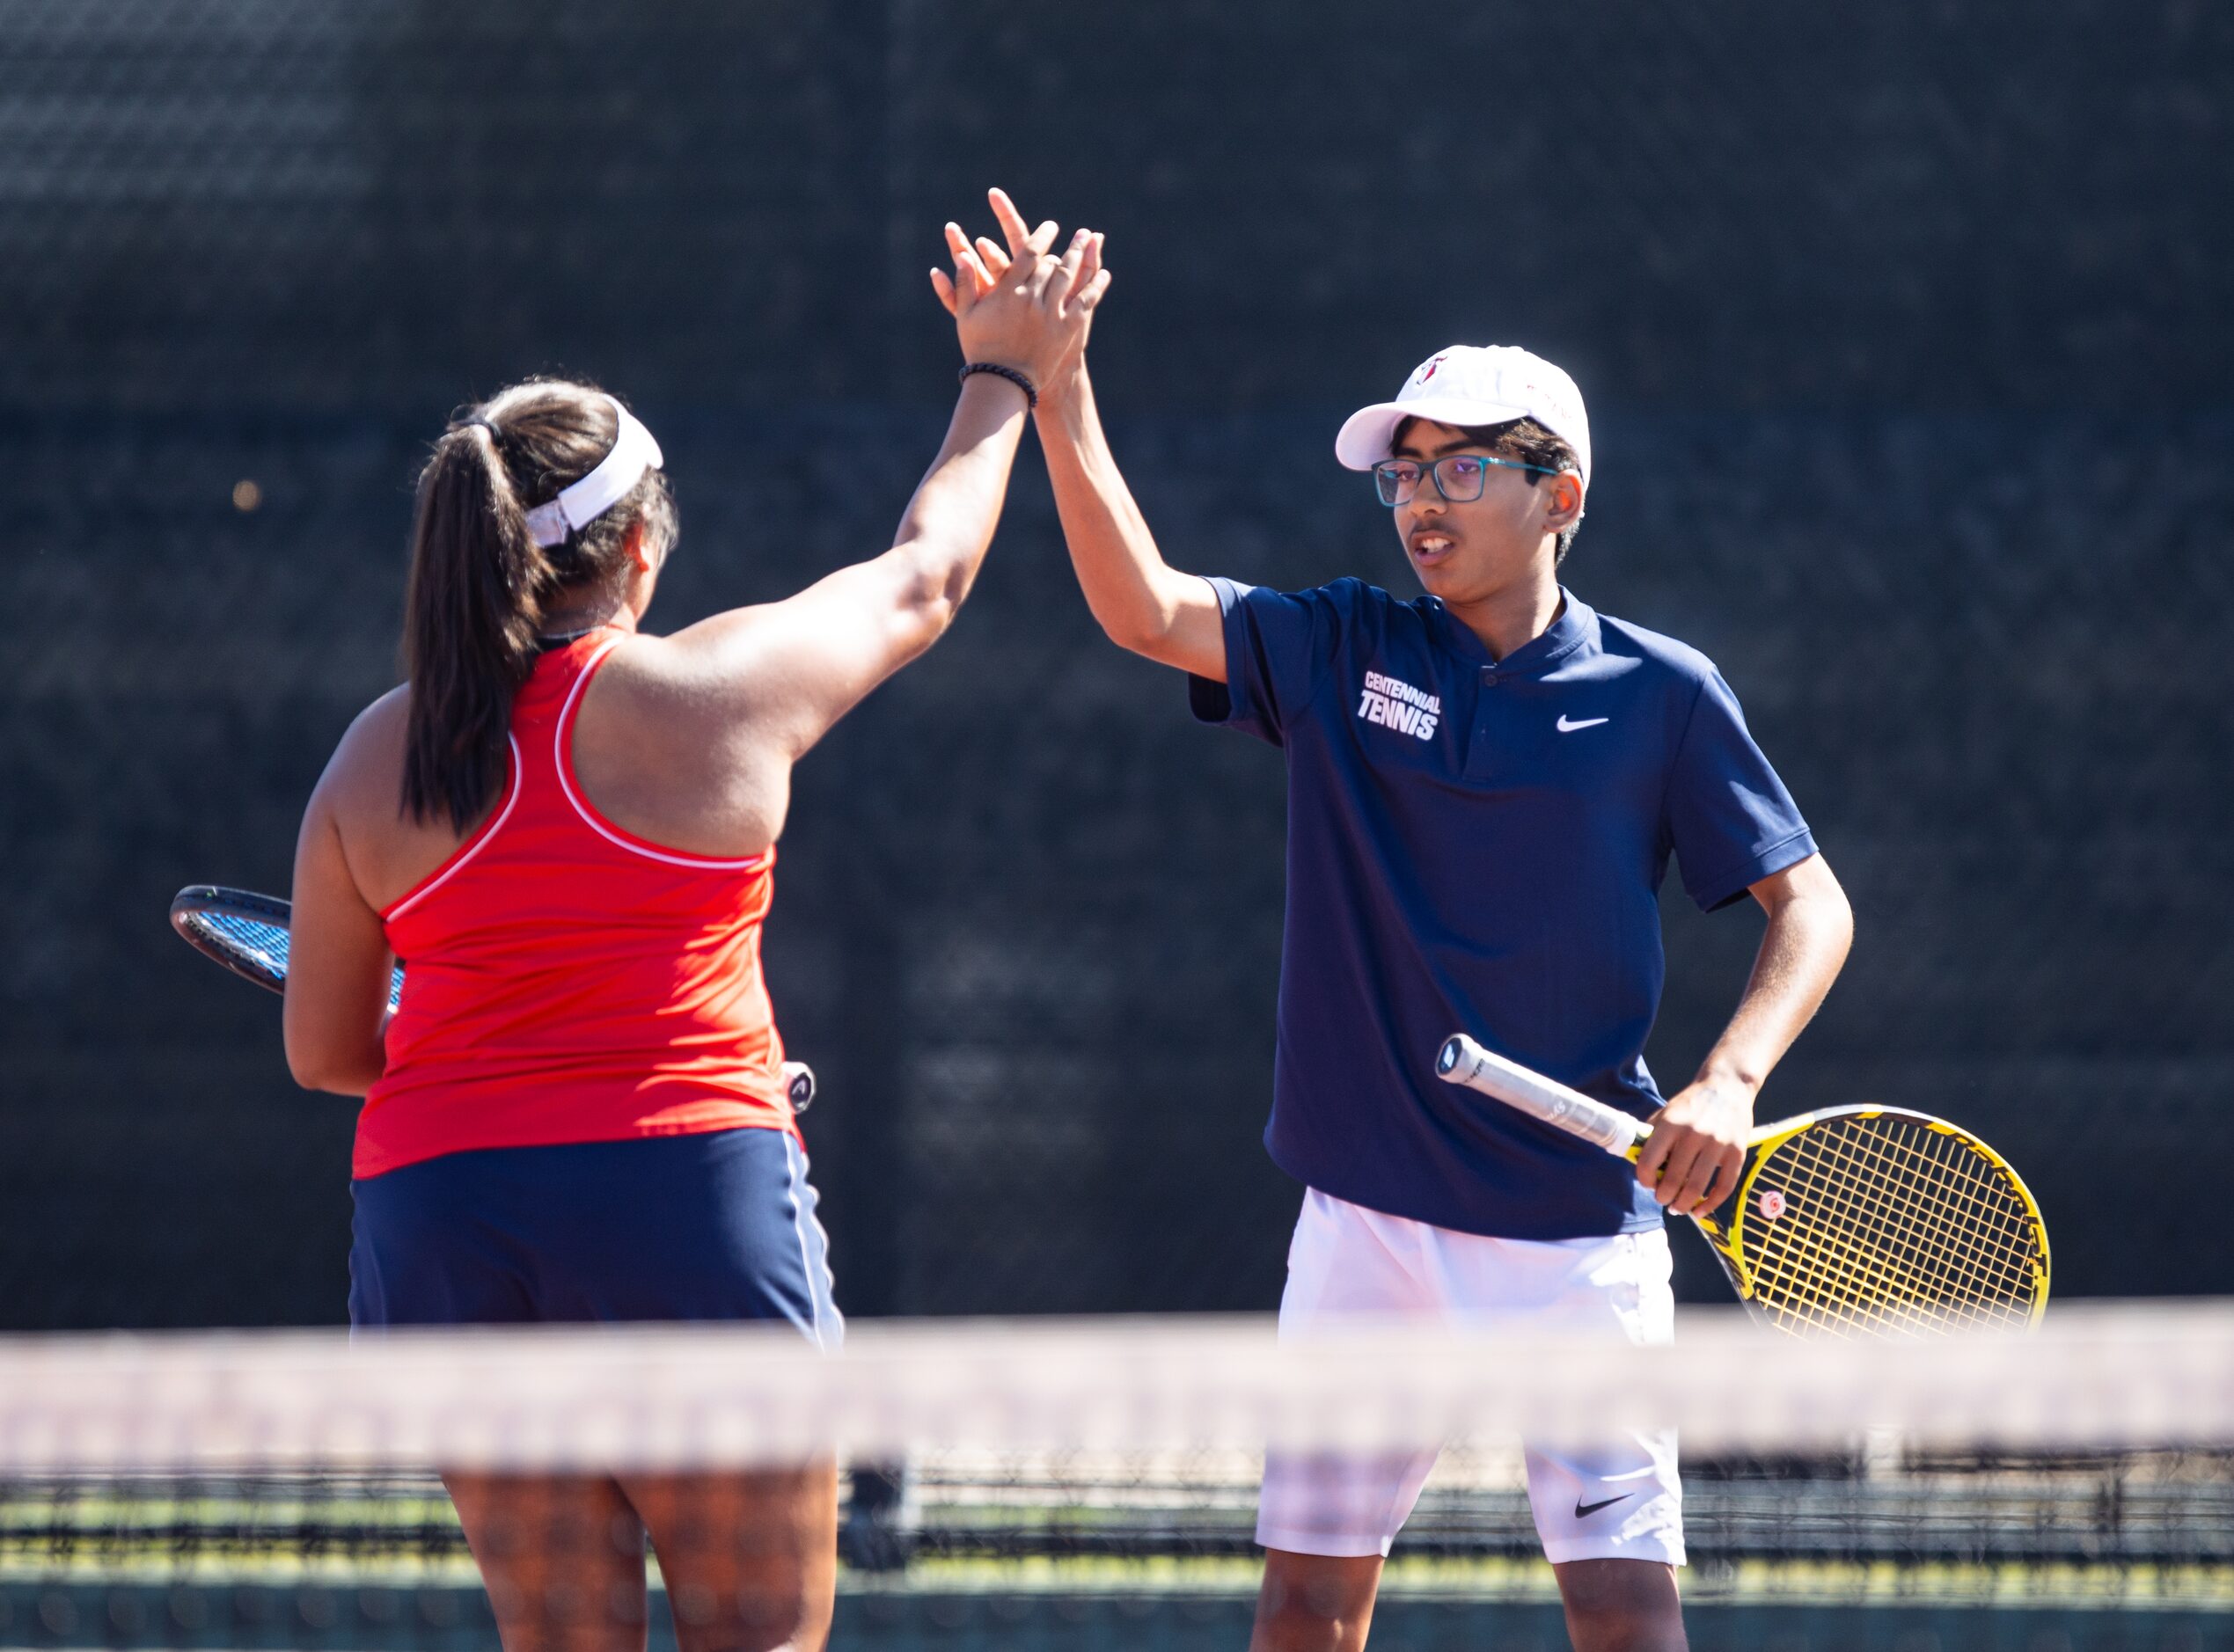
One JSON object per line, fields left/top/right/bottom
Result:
{"left": 1391, "top": 414, "right": 1584, "bottom": 567}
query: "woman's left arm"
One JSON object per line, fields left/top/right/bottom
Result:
{"left": 285, "top": 739, "right": 395, "bottom": 1096}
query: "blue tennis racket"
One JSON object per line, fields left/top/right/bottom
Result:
{"left": 169, "top": 885, "right": 817, "bottom": 1110}
{"left": 172, "top": 885, "right": 402, "bottom": 1010}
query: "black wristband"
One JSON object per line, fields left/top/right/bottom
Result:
{"left": 959, "top": 362, "right": 1037, "bottom": 409}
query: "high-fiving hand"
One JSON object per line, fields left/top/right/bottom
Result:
{"left": 930, "top": 188, "right": 1110, "bottom": 393}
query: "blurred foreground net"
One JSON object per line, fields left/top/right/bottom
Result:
{"left": 2, "top": 1305, "right": 2230, "bottom": 1649}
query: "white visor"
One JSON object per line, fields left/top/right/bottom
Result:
{"left": 524, "top": 396, "right": 663, "bottom": 549}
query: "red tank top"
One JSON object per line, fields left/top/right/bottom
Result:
{"left": 356, "top": 630, "right": 791, "bottom": 1179}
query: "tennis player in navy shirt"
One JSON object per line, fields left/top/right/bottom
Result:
{"left": 946, "top": 192, "right": 1854, "bottom": 1652}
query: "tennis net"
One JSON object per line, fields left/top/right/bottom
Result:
{"left": 3, "top": 1305, "right": 2230, "bottom": 1648}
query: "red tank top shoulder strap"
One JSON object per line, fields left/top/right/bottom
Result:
{"left": 378, "top": 633, "right": 605, "bottom": 924}
{"left": 381, "top": 733, "right": 524, "bottom": 921}
{"left": 544, "top": 629, "right": 773, "bottom": 874}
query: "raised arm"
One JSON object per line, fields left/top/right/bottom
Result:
{"left": 660, "top": 208, "right": 1100, "bottom": 758}
{"left": 939, "top": 190, "right": 1226, "bottom": 682}
{"left": 1037, "top": 362, "right": 1227, "bottom": 681}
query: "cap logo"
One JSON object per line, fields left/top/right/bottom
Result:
{"left": 1418, "top": 353, "right": 1449, "bottom": 384}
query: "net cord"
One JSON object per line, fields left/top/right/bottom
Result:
{"left": 0, "top": 1304, "right": 2224, "bottom": 1473}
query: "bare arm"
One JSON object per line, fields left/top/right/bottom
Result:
{"left": 1637, "top": 852, "right": 1856, "bottom": 1215}
{"left": 1036, "top": 362, "right": 1227, "bottom": 680}
{"left": 936, "top": 189, "right": 1225, "bottom": 681}
{"left": 663, "top": 372, "right": 1033, "bottom": 757}
{"left": 284, "top": 728, "right": 396, "bottom": 1096}
{"left": 662, "top": 208, "right": 1102, "bottom": 759}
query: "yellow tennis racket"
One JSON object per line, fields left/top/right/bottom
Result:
{"left": 1436, "top": 1034, "right": 2050, "bottom": 1339}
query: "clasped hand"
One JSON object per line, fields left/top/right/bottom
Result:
{"left": 930, "top": 187, "right": 1110, "bottom": 394}
{"left": 1637, "top": 1078, "right": 1755, "bottom": 1217}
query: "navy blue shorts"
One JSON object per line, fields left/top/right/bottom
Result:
{"left": 348, "top": 1128, "right": 840, "bottom": 1349}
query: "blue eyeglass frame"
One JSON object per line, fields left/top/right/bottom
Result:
{"left": 1371, "top": 453, "right": 1558, "bottom": 507}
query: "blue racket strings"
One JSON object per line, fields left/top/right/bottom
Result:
{"left": 203, "top": 911, "right": 290, "bottom": 983}
{"left": 199, "top": 910, "right": 405, "bottom": 1011}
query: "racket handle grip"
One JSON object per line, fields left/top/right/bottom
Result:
{"left": 1435, "top": 1034, "right": 1646, "bottom": 1157}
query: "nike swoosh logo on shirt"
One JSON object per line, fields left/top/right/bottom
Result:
{"left": 1574, "top": 1492, "right": 1636, "bottom": 1518}
{"left": 1556, "top": 714, "right": 1610, "bottom": 732}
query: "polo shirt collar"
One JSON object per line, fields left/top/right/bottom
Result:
{"left": 1425, "top": 587, "right": 1597, "bottom": 674}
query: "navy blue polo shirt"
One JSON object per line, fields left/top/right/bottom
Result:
{"left": 1190, "top": 578, "right": 1817, "bottom": 1239}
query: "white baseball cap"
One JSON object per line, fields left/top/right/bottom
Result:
{"left": 1335, "top": 344, "right": 1592, "bottom": 489}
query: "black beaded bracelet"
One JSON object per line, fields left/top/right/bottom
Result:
{"left": 959, "top": 362, "right": 1038, "bottom": 409}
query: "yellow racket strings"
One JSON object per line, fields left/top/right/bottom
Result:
{"left": 1740, "top": 1115, "right": 2044, "bottom": 1338}
{"left": 1823, "top": 1122, "right": 2038, "bottom": 1316}
{"left": 1742, "top": 1140, "right": 1990, "bottom": 1338}
{"left": 1748, "top": 1120, "right": 2037, "bottom": 1337}
{"left": 1746, "top": 1118, "right": 2040, "bottom": 1336}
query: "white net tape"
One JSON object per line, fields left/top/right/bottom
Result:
{"left": 4, "top": 1301, "right": 2230, "bottom": 1473}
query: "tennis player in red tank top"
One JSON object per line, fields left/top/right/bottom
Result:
{"left": 283, "top": 196, "right": 1110, "bottom": 1652}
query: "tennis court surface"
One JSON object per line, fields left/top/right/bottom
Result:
{"left": 3, "top": 1306, "right": 2229, "bottom": 1649}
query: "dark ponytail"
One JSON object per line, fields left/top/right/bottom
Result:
{"left": 399, "top": 381, "right": 677, "bottom": 829}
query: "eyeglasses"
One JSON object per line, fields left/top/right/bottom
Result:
{"left": 1372, "top": 453, "right": 1558, "bottom": 508}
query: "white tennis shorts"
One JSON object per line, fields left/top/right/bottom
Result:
{"left": 1256, "top": 1188, "right": 1683, "bottom": 1566}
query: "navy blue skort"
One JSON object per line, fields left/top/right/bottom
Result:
{"left": 348, "top": 1127, "right": 839, "bottom": 1348}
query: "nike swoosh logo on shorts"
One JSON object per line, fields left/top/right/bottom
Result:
{"left": 1574, "top": 1492, "right": 1636, "bottom": 1518}
{"left": 1556, "top": 714, "right": 1609, "bottom": 732}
